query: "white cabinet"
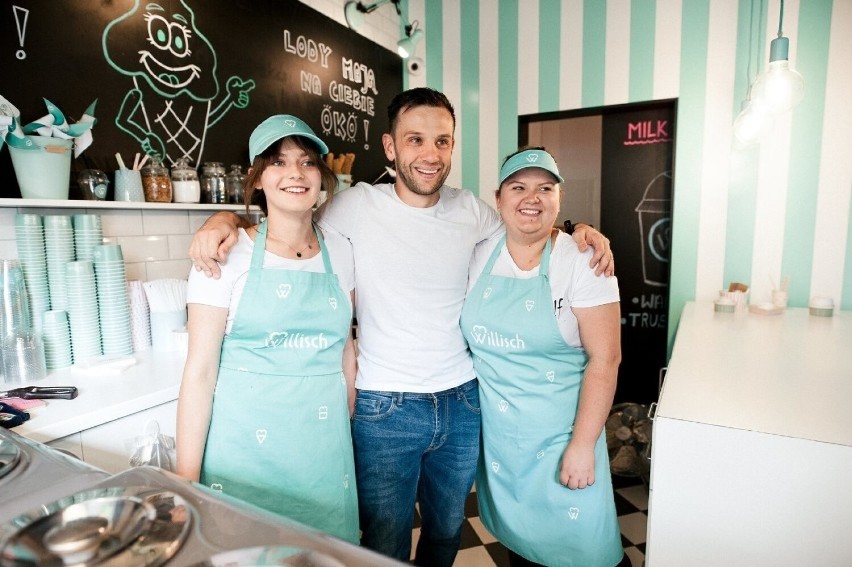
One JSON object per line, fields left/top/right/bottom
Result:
{"left": 79, "top": 400, "right": 177, "bottom": 473}
{"left": 646, "top": 302, "right": 852, "bottom": 566}
{"left": 45, "top": 401, "right": 177, "bottom": 473}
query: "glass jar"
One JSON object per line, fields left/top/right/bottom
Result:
{"left": 77, "top": 169, "right": 109, "bottom": 200}
{"left": 140, "top": 157, "right": 172, "bottom": 202}
{"left": 171, "top": 158, "right": 201, "bottom": 203}
{"left": 225, "top": 164, "right": 246, "bottom": 204}
{"left": 200, "top": 162, "right": 226, "bottom": 204}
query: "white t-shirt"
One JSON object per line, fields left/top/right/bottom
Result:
{"left": 468, "top": 231, "right": 619, "bottom": 349}
{"left": 318, "top": 182, "right": 503, "bottom": 393}
{"left": 187, "top": 227, "right": 355, "bottom": 334}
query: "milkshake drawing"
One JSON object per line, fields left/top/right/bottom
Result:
{"left": 634, "top": 171, "right": 672, "bottom": 287}
{"left": 102, "top": 0, "right": 255, "bottom": 166}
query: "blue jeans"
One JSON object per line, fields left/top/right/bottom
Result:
{"left": 352, "top": 379, "right": 481, "bottom": 567}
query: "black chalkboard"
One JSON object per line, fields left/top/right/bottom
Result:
{"left": 0, "top": 0, "right": 402, "bottom": 199}
{"left": 600, "top": 103, "right": 675, "bottom": 405}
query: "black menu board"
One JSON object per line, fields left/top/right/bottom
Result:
{"left": 0, "top": 0, "right": 402, "bottom": 199}
{"left": 600, "top": 104, "right": 675, "bottom": 405}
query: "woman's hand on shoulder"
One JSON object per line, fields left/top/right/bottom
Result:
{"left": 571, "top": 224, "right": 614, "bottom": 277}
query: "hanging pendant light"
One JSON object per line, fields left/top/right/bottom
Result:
{"left": 750, "top": 0, "right": 804, "bottom": 113}
{"left": 733, "top": 96, "right": 775, "bottom": 148}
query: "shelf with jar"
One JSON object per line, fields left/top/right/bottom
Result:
{"left": 0, "top": 198, "right": 260, "bottom": 212}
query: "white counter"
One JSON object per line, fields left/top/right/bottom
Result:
{"left": 658, "top": 301, "right": 852, "bottom": 446}
{"left": 15, "top": 350, "right": 184, "bottom": 443}
{"left": 646, "top": 302, "right": 852, "bottom": 566}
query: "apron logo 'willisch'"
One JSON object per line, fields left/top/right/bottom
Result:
{"left": 343, "top": 474, "right": 350, "bottom": 489}
{"left": 265, "top": 331, "right": 330, "bottom": 349}
{"left": 491, "top": 462, "right": 500, "bottom": 473}
{"left": 256, "top": 429, "right": 267, "bottom": 444}
{"left": 483, "top": 287, "right": 492, "bottom": 299}
{"left": 318, "top": 406, "right": 328, "bottom": 420}
{"left": 498, "top": 400, "right": 509, "bottom": 413}
{"left": 545, "top": 370, "right": 555, "bottom": 382}
{"left": 210, "top": 483, "right": 223, "bottom": 493}
{"left": 536, "top": 450, "right": 545, "bottom": 460}
{"left": 568, "top": 507, "right": 580, "bottom": 520}
{"left": 276, "top": 283, "right": 292, "bottom": 298}
{"left": 328, "top": 297, "right": 337, "bottom": 309}
{"left": 525, "top": 300, "right": 535, "bottom": 311}
{"left": 469, "top": 325, "right": 526, "bottom": 350}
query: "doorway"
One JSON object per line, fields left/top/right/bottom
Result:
{"left": 520, "top": 100, "right": 676, "bottom": 405}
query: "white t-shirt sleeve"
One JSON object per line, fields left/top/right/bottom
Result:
{"left": 317, "top": 183, "right": 365, "bottom": 240}
{"left": 474, "top": 196, "right": 504, "bottom": 242}
{"left": 324, "top": 230, "right": 355, "bottom": 293}
{"left": 186, "top": 230, "right": 252, "bottom": 309}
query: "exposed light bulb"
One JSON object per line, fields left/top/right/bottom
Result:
{"left": 750, "top": 36, "right": 805, "bottom": 113}
{"left": 732, "top": 99, "right": 774, "bottom": 148}
{"left": 751, "top": 60, "right": 804, "bottom": 113}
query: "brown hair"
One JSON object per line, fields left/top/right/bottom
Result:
{"left": 387, "top": 87, "right": 456, "bottom": 136}
{"left": 244, "top": 136, "right": 338, "bottom": 216}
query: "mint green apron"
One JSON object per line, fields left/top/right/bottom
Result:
{"left": 461, "top": 235, "right": 623, "bottom": 566}
{"left": 200, "top": 221, "right": 359, "bottom": 544}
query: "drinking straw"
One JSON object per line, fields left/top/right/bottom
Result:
{"left": 115, "top": 152, "right": 126, "bottom": 170}
{"left": 137, "top": 154, "right": 150, "bottom": 170}
{"left": 132, "top": 153, "right": 140, "bottom": 170}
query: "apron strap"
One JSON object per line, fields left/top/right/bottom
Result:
{"left": 483, "top": 234, "right": 507, "bottom": 274}
{"left": 314, "top": 224, "right": 334, "bottom": 274}
{"left": 250, "top": 219, "right": 269, "bottom": 270}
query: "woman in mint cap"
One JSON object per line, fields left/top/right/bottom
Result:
{"left": 461, "top": 147, "right": 626, "bottom": 566}
{"left": 177, "top": 114, "right": 359, "bottom": 543}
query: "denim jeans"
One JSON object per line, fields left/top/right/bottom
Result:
{"left": 351, "top": 378, "right": 481, "bottom": 567}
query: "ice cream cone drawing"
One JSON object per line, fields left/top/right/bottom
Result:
{"left": 102, "top": 0, "right": 255, "bottom": 166}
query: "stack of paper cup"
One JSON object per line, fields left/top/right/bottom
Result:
{"left": 14, "top": 214, "right": 51, "bottom": 332}
{"left": 127, "top": 280, "right": 152, "bottom": 352}
{"left": 44, "top": 215, "right": 76, "bottom": 312}
{"left": 65, "top": 260, "right": 102, "bottom": 360}
{"left": 73, "top": 214, "right": 104, "bottom": 261}
{"left": 93, "top": 244, "right": 132, "bottom": 356}
{"left": 42, "top": 309, "right": 73, "bottom": 369}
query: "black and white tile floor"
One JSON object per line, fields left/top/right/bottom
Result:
{"left": 411, "top": 474, "right": 648, "bottom": 567}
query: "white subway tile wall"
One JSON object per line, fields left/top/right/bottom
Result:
{"left": 0, "top": 208, "right": 199, "bottom": 282}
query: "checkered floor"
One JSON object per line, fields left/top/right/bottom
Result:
{"left": 411, "top": 474, "right": 648, "bottom": 567}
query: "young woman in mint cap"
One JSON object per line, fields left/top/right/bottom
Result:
{"left": 176, "top": 114, "right": 359, "bottom": 543}
{"left": 461, "top": 147, "right": 627, "bottom": 566}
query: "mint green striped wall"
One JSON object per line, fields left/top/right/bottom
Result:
{"left": 498, "top": 0, "right": 520, "bottom": 161}
{"left": 539, "top": 0, "right": 562, "bottom": 112}
{"left": 410, "top": 0, "right": 848, "bottom": 352}
{"left": 781, "top": 0, "right": 833, "bottom": 307}
{"left": 668, "top": 0, "right": 709, "bottom": 348}
{"left": 629, "top": 0, "right": 656, "bottom": 102}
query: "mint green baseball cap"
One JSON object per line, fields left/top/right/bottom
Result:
{"left": 248, "top": 114, "right": 329, "bottom": 163}
{"left": 499, "top": 148, "right": 564, "bottom": 185}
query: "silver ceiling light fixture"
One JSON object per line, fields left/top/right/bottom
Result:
{"left": 344, "top": 0, "right": 424, "bottom": 59}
